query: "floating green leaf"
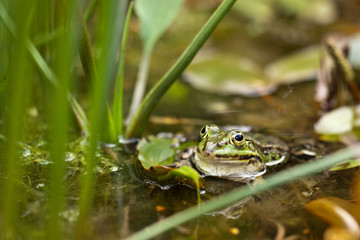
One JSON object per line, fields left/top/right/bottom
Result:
{"left": 265, "top": 45, "right": 320, "bottom": 84}
{"left": 137, "top": 137, "right": 176, "bottom": 168}
{"left": 184, "top": 52, "right": 272, "bottom": 96}
{"left": 184, "top": 46, "right": 321, "bottom": 97}
{"left": 330, "top": 159, "right": 360, "bottom": 171}
{"left": 233, "top": 0, "right": 274, "bottom": 23}
{"left": 314, "top": 105, "right": 359, "bottom": 135}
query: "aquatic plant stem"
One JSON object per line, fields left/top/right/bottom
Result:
{"left": 75, "top": 0, "right": 127, "bottom": 238}
{"left": 46, "top": 2, "right": 80, "bottom": 240}
{"left": 125, "top": 0, "right": 238, "bottom": 138}
{"left": 127, "top": 50, "right": 151, "bottom": 124}
{"left": 1, "top": 1, "right": 35, "bottom": 239}
{"left": 112, "top": 1, "right": 134, "bottom": 138}
{"left": 126, "top": 144, "right": 360, "bottom": 240}
{"left": 84, "top": 0, "right": 100, "bottom": 21}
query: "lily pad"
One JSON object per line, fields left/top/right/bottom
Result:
{"left": 184, "top": 53, "right": 274, "bottom": 97}
{"left": 184, "top": 46, "right": 321, "bottom": 97}
{"left": 233, "top": 0, "right": 274, "bottom": 24}
{"left": 265, "top": 45, "right": 320, "bottom": 84}
{"left": 135, "top": 159, "right": 203, "bottom": 190}
{"left": 136, "top": 136, "right": 203, "bottom": 190}
{"left": 330, "top": 159, "right": 360, "bottom": 171}
{"left": 137, "top": 137, "right": 175, "bottom": 168}
{"left": 314, "top": 105, "right": 360, "bottom": 135}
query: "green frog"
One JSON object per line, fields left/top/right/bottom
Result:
{"left": 191, "top": 124, "right": 289, "bottom": 182}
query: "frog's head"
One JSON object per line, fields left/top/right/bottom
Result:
{"left": 193, "top": 124, "right": 266, "bottom": 180}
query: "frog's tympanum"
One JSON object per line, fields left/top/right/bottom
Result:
{"left": 192, "top": 124, "right": 289, "bottom": 181}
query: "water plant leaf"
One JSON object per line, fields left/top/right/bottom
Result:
{"left": 112, "top": 2, "right": 133, "bottom": 138}
{"left": 127, "top": 0, "right": 183, "bottom": 122}
{"left": 314, "top": 105, "right": 359, "bottom": 135}
{"left": 134, "top": 0, "right": 183, "bottom": 53}
{"left": 184, "top": 52, "right": 273, "bottom": 97}
{"left": 233, "top": 0, "right": 274, "bottom": 23}
{"left": 184, "top": 46, "right": 320, "bottom": 97}
{"left": 159, "top": 166, "right": 201, "bottom": 203}
{"left": 105, "top": 103, "right": 116, "bottom": 142}
{"left": 264, "top": 45, "right": 320, "bottom": 84}
{"left": 330, "top": 159, "right": 360, "bottom": 171}
{"left": 349, "top": 34, "right": 360, "bottom": 68}
{"left": 137, "top": 137, "right": 175, "bottom": 168}
{"left": 306, "top": 196, "right": 360, "bottom": 239}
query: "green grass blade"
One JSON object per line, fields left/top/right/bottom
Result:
{"left": 125, "top": 0, "right": 238, "bottom": 138}
{"left": 79, "top": 15, "right": 97, "bottom": 84}
{"left": 1, "top": 1, "right": 35, "bottom": 239}
{"left": 112, "top": 1, "right": 133, "bottom": 138}
{"left": 84, "top": 0, "right": 100, "bottom": 22}
{"left": 0, "top": 2, "right": 89, "bottom": 135}
{"left": 125, "top": 144, "right": 360, "bottom": 240}
{"left": 106, "top": 102, "right": 117, "bottom": 142}
{"left": 70, "top": 96, "right": 90, "bottom": 134}
{"left": 46, "top": 2, "right": 80, "bottom": 239}
{"left": 75, "top": 0, "right": 127, "bottom": 238}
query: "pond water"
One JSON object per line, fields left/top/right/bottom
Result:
{"left": 17, "top": 78, "right": 358, "bottom": 240}
{"left": 9, "top": 1, "right": 360, "bottom": 239}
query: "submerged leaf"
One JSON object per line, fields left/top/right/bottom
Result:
{"left": 184, "top": 52, "right": 273, "bottom": 97}
{"left": 233, "top": 0, "right": 274, "bottom": 23}
{"left": 184, "top": 46, "right": 321, "bottom": 97}
{"left": 265, "top": 45, "right": 320, "bottom": 84}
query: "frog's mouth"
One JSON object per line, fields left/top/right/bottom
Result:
{"left": 192, "top": 152, "right": 266, "bottom": 180}
{"left": 197, "top": 149, "right": 263, "bottom": 163}
{"left": 206, "top": 155, "right": 263, "bottom": 164}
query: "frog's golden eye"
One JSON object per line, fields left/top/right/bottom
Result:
{"left": 200, "top": 125, "right": 208, "bottom": 138}
{"left": 230, "top": 132, "right": 245, "bottom": 147}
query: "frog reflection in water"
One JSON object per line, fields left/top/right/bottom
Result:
{"left": 191, "top": 124, "right": 289, "bottom": 182}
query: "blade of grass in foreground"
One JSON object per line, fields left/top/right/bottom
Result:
{"left": 46, "top": 2, "right": 79, "bottom": 240}
{"left": 75, "top": 0, "right": 127, "bottom": 238}
{"left": 0, "top": 2, "right": 89, "bottom": 135}
{"left": 1, "top": 1, "right": 35, "bottom": 239}
{"left": 126, "top": 144, "right": 360, "bottom": 240}
{"left": 125, "top": 0, "right": 238, "bottom": 138}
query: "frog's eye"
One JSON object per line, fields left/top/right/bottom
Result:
{"left": 200, "top": 125, "right": 208, "bottom": 138}
{"left": 234, "top": 134, "right": 243, "bottom": 142}
{"left": 231, "top": 132, "right": 245, "bottom": 147}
